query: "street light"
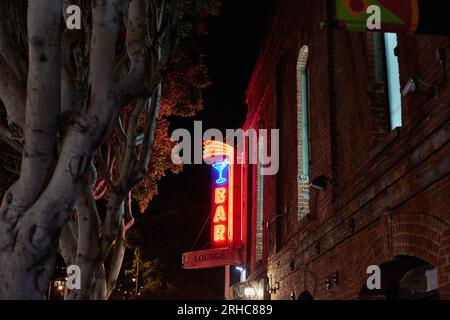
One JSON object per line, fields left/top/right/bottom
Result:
{"left": 244, "top": 287, "right": 257, "bottom": 299}
{"left": 47, "top": 278, "right": 66, "bottom": 300}
{"left": 235, "top": 266, "right": 246, "bottom": 282}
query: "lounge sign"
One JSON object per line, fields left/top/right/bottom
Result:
{"left": 335, "top": 0, "right": 450, "bottom": 35}
{"left": 182, "top": 141, "right": 242, "bottom": 269}
{"left": 182, "top": 247, "right": 242, "bottom": 270}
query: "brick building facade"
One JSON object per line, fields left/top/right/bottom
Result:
{"left": 237, "top": 0, "right": 450, "bottom": 300}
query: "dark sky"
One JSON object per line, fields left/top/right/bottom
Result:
{"left": 173, "top": 0, "right": 275, "bottom": 131}
{"left": 145, "top": 0, "right": 275, "bottom": 298}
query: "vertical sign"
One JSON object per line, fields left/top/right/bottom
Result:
{"left": 335, "top": 0, "right": 450, "bottom": 35}
{"left": 182, "top": 141, "right": 243, "bottom": 270}
{"left": 203, "top": 141, "right": 234, "bottom": 248}
{"left": 336, "top": 0, "right": 419, "bottom": 33}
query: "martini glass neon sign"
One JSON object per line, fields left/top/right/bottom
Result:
{"left": 212, "top": 160, "right": 230, "bottom": 185}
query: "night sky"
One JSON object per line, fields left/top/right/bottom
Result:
{"left": 144, "top": 0, "right": 275, "bottom": 298}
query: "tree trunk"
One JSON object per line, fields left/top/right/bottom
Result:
{"left": 67, "top": 165, "right": 101, "bottom": 300}
{"left": 0, "top": 0, "right": 63, "bottom": 299}
{"left": 0, "top": 0, "right": 191, "bottom": 299}
{"left": 105, "top": 222, "right": 128, "bottom": 298}
{"left": 0, "top": 241, "right": 59, "bottom": 299}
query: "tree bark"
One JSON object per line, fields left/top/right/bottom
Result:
{"left": 106, "top": 221, "right": 128, "bottom": 298}
{"left": 0, "top": 0, "right": 62, "bottom": 299}
{"left": 67, "top": 165, "right": 101, "bottom": 300}
{"left": 0, "top": 0, "right": 120, "bottom": 299}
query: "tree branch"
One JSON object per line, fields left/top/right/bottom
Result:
{"left": 85, "top": 0, "right": 120, "bottom": 134}
{"left": 0, "top": 123, "right": 23, "bottom": 154}
{"left": 100, "top": 194, "right": 124, "bottom": 261}
{"left": 0, "top": 13, "right": 26, "bottom": 82}
{"left": 117, "top": 0, "right": 150, "bottom": 109}
{"left": 19, "top": 0, "right": 62, "bottom": 208}
{"left": 119, "top": 99, "right": 146, "bottom": 186}
{"left": 58, "top": 220, "right": 77, "bottom": 266}
{"left": 0, "top": 56, "right": 26, "bottom": 129}
{"left": 67, "top": 164, "right": 101, "bottom": 300}
{"left": 131, "top": 84, "right": 161, "bottom": 182}
{"left": 106, "top": 219, "right": 127, "bottom": 297}
{"left": 61, "top": 29, "right": 81, "bottom": 118}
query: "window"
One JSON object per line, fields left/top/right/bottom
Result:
{"left": 384, "top": 33, "right": 402, "bottom": 130}
{"left": 255, "top": 135, "right": 264, "bottom": 261}
{"left": 297, "top": 46, "right": 310, "bottom": 220}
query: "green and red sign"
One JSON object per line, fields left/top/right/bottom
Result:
{"left": 336, "top": 0, "right": 450, "bottom": 35}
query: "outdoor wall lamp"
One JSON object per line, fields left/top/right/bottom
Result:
{"left": 310, "top": 175, "right": 337, "bottom": 193}
{"left": 325, "top": 278, "right": 332, "bottom": 290}
{"left": 268, "top": 281, "right": 280, "bottom": 295}
{"left": 401, "top": 78, "right": 417, "bottom": 96}
{"left": 325, "top": 271, "right": 339, "bottom": 290}
{"left": 310, "top": 175, "right": 328, "bottom": 191}
{"left": 235, "top": 266, "right": 244, "bottom": 272}
{"left": 309, "top": 175, "right": 338, "bottom": 220}
{"left": 235, "top": 266, "right": 246, "bottom": 282}
{"left": 402, "top": 76, "right": 441, "bottom": 99}
{"left": 266, "top": 212, "right": 285, "bottom": 228}
{"left": 402, "top": 46, "right": 448, "bottom": 99}
{"left": 314, "top": 240, "right": 320, "bottom": 254}
{"left": 289, "top": 260, "right": 295, "bottom": 271}
{"left": 347, "top": 217, "right": 356, "bottom": 234}
{"left": 231, "top": 280, "right": 262, "bottom": 300}
{"left": 331, "top": 271, "right": 339, "bottom": 286}
{"left": 244, "top": 286, "right": 257, "bottom": 299}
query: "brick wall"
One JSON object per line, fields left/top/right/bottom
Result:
{"left": 243, "top": 0, "right": 450, "bottom": 300}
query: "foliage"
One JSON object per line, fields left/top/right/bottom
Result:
{"left": 125, "top": 248, "right": 175, "bottom": 294}
{"left": 132, "top": 118, "right": 181, "bottom": 213}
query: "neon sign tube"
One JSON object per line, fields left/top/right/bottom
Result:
{"left": 203, "top": 141, "right": 234, "bottom": 248}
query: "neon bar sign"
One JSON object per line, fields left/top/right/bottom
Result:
{"left": 182, "top": 141, "right": 242, "bottom": 270}
{"left": 203, "top": 141, "right": 234, "bottom": 248}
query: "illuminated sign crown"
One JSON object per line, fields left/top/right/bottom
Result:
{"left": 203, "top": 140, "right": 234, "bottom": 162}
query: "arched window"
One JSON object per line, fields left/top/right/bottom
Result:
{"left": 359, "top": 255, "right": 439, "bottom": 300}
{"left": 298, "top": 290, "right": 314, "bottom": 300}
{"left": 297, "top": 45, "right": 310, "bottom": 220}
{"left": 384, "top": 33, "right": 402, "bottom": 130}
